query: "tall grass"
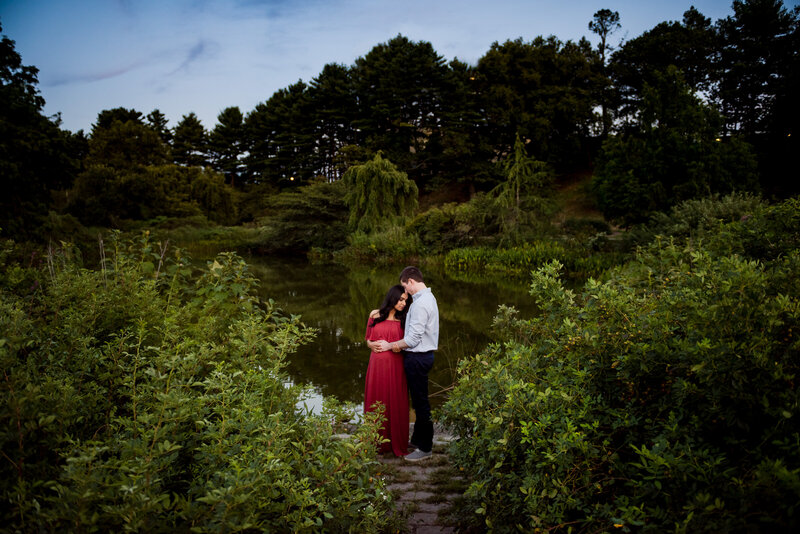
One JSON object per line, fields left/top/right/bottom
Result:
{"left": 445, "top": 240, "right": 625, "bottom": 279}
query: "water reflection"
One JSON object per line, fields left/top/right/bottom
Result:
{"left": 246, "top": 257, "right": 539, "bottom": 409}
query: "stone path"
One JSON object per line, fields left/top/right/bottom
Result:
{"left": 377, "top": 427, "right": 468, "bottom": 533}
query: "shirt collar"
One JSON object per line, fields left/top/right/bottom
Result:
{"left": 412, "top": 287, "right": 431, "bottom": 300}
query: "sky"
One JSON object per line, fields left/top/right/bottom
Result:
{"left": 2, "top": 0, "right": 798, "bottom": 133}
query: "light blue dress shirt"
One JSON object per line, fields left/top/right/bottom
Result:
{"left": 403, "top": 287, "right": 439, "bottom": 352}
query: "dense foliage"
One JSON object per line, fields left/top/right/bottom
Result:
{"left": 256, "top": 180, "right": 350, "bottom": 253}
{"left": 0, "top": 234, "right": 398, "bottom": 532}
{"left": 593, "top": 66, "right": 759, "bottom": 224}
{"left": 441, "top": 197, "right": 800, "bottom": 532}
{"left": 2, "top": 4, "right": 800, "bottom": 527}
{"left": 342, "top": 152, "right": 418, "bottom": 233}
{"left": 3, "top": 1, "right": 800, "bottom": 243}
{"left": 0, "top": 22, "right": 79, "bottom": 239}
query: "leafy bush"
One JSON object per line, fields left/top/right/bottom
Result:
{"left": 625, "top": 192, "right": 767, "bottom": 248}
{"left": 334, "top": 224, "right": 422, "bottom": 265}
{"left": 69, "top": 165, "right": 237, "bottom": 226}
{"left": 256, "top": 180, "right": 349, "bottom": 253}
{"left": 408, "top": 194, "right": 498, "bottom": 253}
{"left": 0, "top": 232, "right": 397, "bottom": 532}
{"left": 441, "top": 199, "right": 800, "bottom": 532}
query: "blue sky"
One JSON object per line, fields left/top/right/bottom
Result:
{"left": 2, "top": 0, "right": 796, "bottom": 133}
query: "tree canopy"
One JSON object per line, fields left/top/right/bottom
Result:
{"left": 0, "top": 23, "right": 77, "bottom": 237}
{"left": 1, "top": 2, "right": 799, "bottom": 238}
{"left": 593, "top": 66, "right": 759, "bottom": 223}
{"left": 342, "top": 152, "right": 418, "bottom": 233}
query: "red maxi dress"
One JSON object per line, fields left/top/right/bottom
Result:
{"left": 364, "top": 318, "right": 409, "bottom": 456}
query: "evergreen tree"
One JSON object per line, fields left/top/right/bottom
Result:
{"left": 588, "top": 9, "right": 621, "bottom": 136}
{"left": 589, "top": 9, "right": 621, "bottom": 67}
{"left": 492, "top": 133, "right": 551, "bottom": 238}
{"left": 352, "top": 35, "right": 450, "bottom": 184}
{"left": 715, "top": 0, "right": 797, "bottom": 136}
{"left": 0, "top": 23, "right": 77, "bottom": 238}
{"left": 209, "top": 106, "right": 245, "bottom": 186}
{"left": 593, "top": 66, "right": 759, "bottom": 224}
{"left": 146, "top": 109, "right": 172, "bottom": 145}
{"left": 172, "top": 112, "right": 208, "bottom": 167}
{"left": 342, "top": 152, "right": 418, "bottom": 233}
{"left": 715, "top": 0, "right": 799, "bottom": 195}
{"left": 426, "top": 58, "right": 494, "bottom": 189}
{"left": 308, "top": 63, "right": 358, "bottom": 181}
{"left": 245, "top": 81, "right": 313, "bottom": 187}
{"left": 476, "top": 36, "right": 601, "bottom": 172}
{"left": 87, "top": 112, "right": 169, "bottom": 169}
{"left": 92, "top": 107, "right": 144, "bottom": 134}
{"left": 762, "top": 3, "right": 800, "bottom": 195}
{"left": 611, "top": 8, "right": 717, "bottom": 126}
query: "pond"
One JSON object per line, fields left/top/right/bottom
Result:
{"left": 244, "top": 256, "right": 540, "bottom": 413}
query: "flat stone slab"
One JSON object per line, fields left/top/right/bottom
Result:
{"left": 386, "top": 482, "right": 414, "bottom": 493}
{"left": 416, "top": 527, "right": 455, "bottom": 534}
{"left": 406, "top": 491, "right": 436, "bottom": 501}
{"left": 416, "top": 501, "right": 447, "bottom": 513}
{"left": 410, "top": 512, "right": 438, "bottom": 525}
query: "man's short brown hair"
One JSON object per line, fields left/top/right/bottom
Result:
{"left": 399, "top": 266, "right": 424, "bottom": 284}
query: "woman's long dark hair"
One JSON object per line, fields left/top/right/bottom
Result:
{"left": 370, "top": 284, "right": 408, "bottom": 329}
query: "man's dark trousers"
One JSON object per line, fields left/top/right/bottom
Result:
{"left": 404, "top": 350, "right": 435, "bottom": 452}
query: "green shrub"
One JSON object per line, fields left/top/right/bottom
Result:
{"left": 409, "top": 193, "right": 500, "bottom": 253}
{"left": 335, "top": 224, "right": 422, "bottom": 265}
{"left": 705, "top": 195, "right": 800, "bottom": 262}
{"left": 256, "top": 180, "right": 349, "bottom": 253}
{"left": 626, "top": 192, "right": 767, "bottom": 249}
{"left": 560, "top": 217, "right": 611, "bottom": 239}
{"left": 0, "top": 232, "right": 397, "bottom": 532}
{"left": 69, "top": 165, "right": 237, "bottom": 227}
{"left": 441, "top": 200, "right": 800, "bottom": 532}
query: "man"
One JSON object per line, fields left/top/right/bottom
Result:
{"left": 375, "top": 266, "right": 439, "bottom": 462}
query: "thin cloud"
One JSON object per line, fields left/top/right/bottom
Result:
{"left": 47, "top": 61, "right": 147, "bottom": 87}
{"left": 232, "top": 0, "right": 332, "bottom": 19}
{"left": 46, "top": 36, "right": 215, "bottom": 88}
{"left": 167, "top": 39, "right": 216, "bottom": 76}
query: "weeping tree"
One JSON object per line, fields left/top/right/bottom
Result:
{"left": 342, "top": 152, "right": 418, "bottom": 233}
{"left": 492, "top": 133, "right": 551, "bottom": 241}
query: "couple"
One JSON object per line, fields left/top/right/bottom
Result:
{"left": 364, "top": 266, "right": 439, "bottom": 462}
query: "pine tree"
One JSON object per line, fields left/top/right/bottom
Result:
{"left": 245, "top": 81, "right": 313, "bottom": 186}
{"left": 209, "top": 107, "right": 245, "bottom": 186}
{"left": 589, "top": 9, "right": 621, "bottom": 136}
{"left": 308, "top": 63, "right": 358, "bottom": 181}
{"left": 492, "top": 133, "right": 550, "bottom": 238}
{"left": 172, "top": 112, "right": 208, "bottom": 167}
{"left": 0, "top": 23, "right": 77, "bottom": 237}
{"left": 146, "top": 109, "right": 172, "bottom": 145}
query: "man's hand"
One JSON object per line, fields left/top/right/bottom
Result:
{"left": 375, "top": 340, "right": 392, "bottom": 352}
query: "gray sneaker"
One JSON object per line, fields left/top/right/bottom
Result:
{"left": 404, "top": 449, "right": 432, "bottom": 462}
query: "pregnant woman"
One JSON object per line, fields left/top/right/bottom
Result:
{"left": 364, "top": 284, "right": 409, "bottom": 457}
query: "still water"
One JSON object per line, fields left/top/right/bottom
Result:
{"left": 244, "top": 256, "right": 539, "bottom": 411}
